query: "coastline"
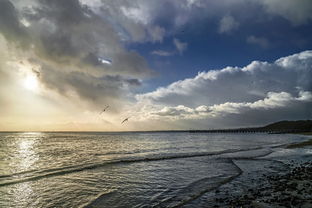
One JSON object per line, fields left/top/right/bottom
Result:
{"left": 217, "top": 161, "right": 312, "bottom": 208}
{"left": 287, "top": 139, "right": 312, "bottom": 149}
{"left": 1, "top": 132, "right": 311, "bottom": 207}
{"left": 287, "top": 132, "right": 312, "bottom": 148}
{"left": 208, "top": 136, "right": 312, "bottom": 208}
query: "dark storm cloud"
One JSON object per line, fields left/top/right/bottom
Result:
{"left": 125, "top": 78, "right": 141, "bottom": 86}
{"left": 0, "top": 0, "right": 152, "bottom": 109}
{"left": 0, "top": 0, "right": 28, "bottom": 46}
{"left": 28, "top": 0, "right": 151, "bottom": 76}
{"left": 37, "top": 63, "right": 138, "bottom": 110}
{"left": 83, "top": 53, "right": 104, "bottom": 67}
{"left": 40, "top": 32, "right": 79, "bottom": 60}
{"left": 37, "top": 0, "right": 87, "bottom": 25}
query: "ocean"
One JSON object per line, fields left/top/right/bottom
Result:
{"left": 0, "top": 132, "right": 311, "bottom": 208}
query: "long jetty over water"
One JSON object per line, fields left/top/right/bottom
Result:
{"left": 188, "top": 128, "right": 306, "bottom": 134}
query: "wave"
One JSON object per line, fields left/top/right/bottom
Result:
{"left": 85, "top": 159, "right": 243, "bottom": 208}
{"left": 0, "top": 147, "right": 265, "bottom": 187}
{"left": 152, "top": 174, "right": 240, "bottom": 208}
{"left": 80, "top": 190, "right": 118, "bottom": 208}
{"left": 158, "top": 159, "right": 242, "bottom": 208}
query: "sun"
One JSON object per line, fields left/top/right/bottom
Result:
{"left": 23, "top": 74, "right": 39, "bottom": 91}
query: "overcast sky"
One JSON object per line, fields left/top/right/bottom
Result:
{"left": 0, "top": 0, "right": 311, "bottom": 131}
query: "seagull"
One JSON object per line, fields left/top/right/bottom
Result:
{"left": 32, "top": 68, "right": 41, "bottom": 77}
{"left": 121, "top": 117, "right": 130, "bottom": 124}
{"left": 99, "top": 105, "right": 109, "bottom": 114}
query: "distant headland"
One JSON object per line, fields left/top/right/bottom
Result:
{"left": 189, "top": 120, "right": 312, "bottom": 134}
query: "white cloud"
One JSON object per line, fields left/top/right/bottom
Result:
{"left": 148, "top": 25, "right": 166, "bottom": 42}
{"left": 148, "top": 90, "right": 311, "bottom": 120}
{"left": 76, "top": 0, "right": 312, "bottom": 44}
{"left": 151, "top": 50, "right": 174, "bottom": 56}
{"left": 120, "top": 5, "right": 152, "bottom": 25}
{"left": 155, "top": 105, "right": 194, "bottom": 117}
{"left": 218, "top": 15, "right": 239, "bottom": 34}
{"left": 247, "top": 36, "right": 269, "bottom": 48}
{"left": 152, "top": 38, "right": 189, "bottom": 57}
{"left": 135, "top": 51, "right": 312, "bottom": 128}
{"left": 173, "top": 38, "right": 188, "bottom": 54}
{"left": 260, "top": 0, "right": 312, "bottom": 25}
{"left": 138, "top": 51, "right": 312, "bottom": 106}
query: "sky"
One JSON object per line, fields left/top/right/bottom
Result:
{"left": 0, "top": 0, "right": 311, "bottom": 131}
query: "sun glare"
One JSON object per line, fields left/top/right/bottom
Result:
{"left": 23, "top": 74, "right": 39, "bottom": 91}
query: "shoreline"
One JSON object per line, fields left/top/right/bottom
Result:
{"left": 205, "top": 136, "right": 312, "bottom": 208}
{"left": 219, "top": 161, "right": 312, "bottom": 208}
{"left": 287, "top": 139, "right": 312, "bottom": 149}
{"left": 209, "top": 156, "right": 312, "bottom": 207}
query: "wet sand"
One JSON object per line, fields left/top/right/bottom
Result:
{"left": 208, "top": 134, "right": 312, "bottom": 208}
{"left": 217, "top": 161, "right": 312, "bottom": 208}
{"left": 287, "top": 138, "right": 312, "bottom": 149}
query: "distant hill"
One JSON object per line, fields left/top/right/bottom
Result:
{"left": 260, "top": 120, "right": 312, "bottom": 133}
{"left": 189, "top": 120, "right": 312, "bottom": 133}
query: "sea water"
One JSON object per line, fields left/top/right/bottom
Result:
{"left": 0, "top": 132, "right": 310, "bottom": 208}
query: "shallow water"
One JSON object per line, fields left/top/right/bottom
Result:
{"left": 0, "top": 132, "right": 310, "bottom": 208}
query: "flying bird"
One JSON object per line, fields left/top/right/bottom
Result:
{"left": 121, "top": 117, "right": 130, "bottom": 124}
{"left": 32, "top": 68, "right": 41, "bottom": 77}
{"left": 99, "top": 105, "right": 109, "bottom": 114}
